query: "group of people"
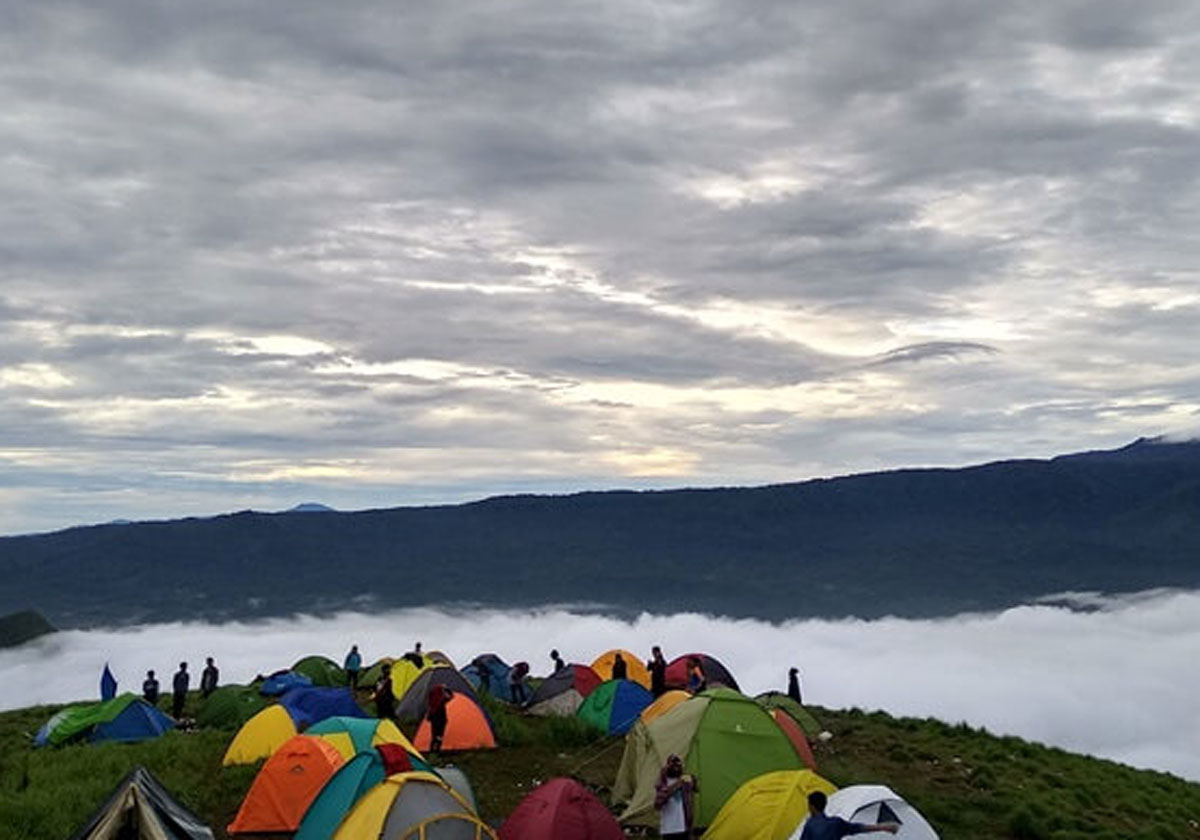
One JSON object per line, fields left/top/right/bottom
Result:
{"left": 141, "top": 657, "right": 219, "bottom": 718}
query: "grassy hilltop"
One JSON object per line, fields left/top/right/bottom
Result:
{"left": 2, "top": 693, "right": 1198, "bottom": 840}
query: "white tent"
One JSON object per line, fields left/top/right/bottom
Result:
{"left": 789, "top": 785, "right": 939, "bottom": 840}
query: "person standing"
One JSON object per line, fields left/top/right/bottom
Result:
{"left": 648, "top": 646, "right": 667, "bottom": 697}
{"left": 788, "top": 667, "right": 803, "bottom": 704}
{"left": 142, "top": 670, "right": 160, "bottom": 705}
{"left": 611, "top": 652, "right": 628, "bottom": 681}
{"left": 654, "top": 754, "right": 698, "bottom": 840}
{"left": 373, "top": 663, "right": 397, "bottom": 721}
{"left": 172, "top": 662, "right": 189, "bottom": 718}
{"left": 427, "top": 682, "right": 453, "bottom": 752}
{"left": 686, "top": 657, "right": 706, "bottom": 694}
{"left": 344, "top": 645, "right": 362, "bottom": 690}
{"left": 200, "top": 657, "right": 219, "bottom": 698}
{"left": 797, "top": 790, "right": 898, "bottom": 838}
{"left": 508, "top": 661, "right": 530, "bottom": 705}
{"left": 550, "top": 649, "right": 566, "bottom": 672}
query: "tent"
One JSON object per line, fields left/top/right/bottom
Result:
{"left": 36, "top": 694, "right": 173, "bottom": 747}
{"left": 499, "top": 777, "right": 624, "bottom": 840}
{"left": 413, "top": 692, "right": 497, "bottom": 752}
{"left": 756, "top": 692, "right": 822, "bottom": 736}
{"left": 640, "top": 689, "right": 691, "bottom": 725}
{"left": 222, "top": 705, "right": 298, "bottom": 765}
{"left": 295, "top": 745, "right": 437, "bottom": 840}
{"left": 359, "top": 657, "right": 394, "bottom": 689}
{"left": 435, "top": 765, "right": 478, "bottom": 812}
{"left": 590, "top": 649, "right": 651, "bottom": 689}
{"left": 261, "top": 670, "right": 314, "bottom": 696}
{"left": 280, "top": 686, "right": 365, "bottom": 728}
{"left": 665, "top": 653, "right": 739, "bottom": 692}
{"left": 306, "top": 715, "right": 422, "bottom": 761}
{"left": 788, "top": 785, "right": 939, "bottom": 840}
{"left": 577, "top": 680, "right": 654, "bottom": 735}
{"left": 770, "top": 708, "right": 818, "bottom": 772}
{"left": 329, "top": 771, "right": 496, "bottom": 839}
{"left": 227, "top": 735, "right": 346, "bottom": 834}
{"left": 395, "top": 666, "right": 479, "bottom": 722}
{"left": 462, "top": 653, "right": 516, "bottom": 702}
{"left": 293, "top": 654, "right": 348, "bottom": 687}
{"left": 705, "top": 770, "right": 836, "bottom": 840}
{"left": 70, "top": 766, "right": 214, "bottom": 840}
{"left": 613, "top": 688, "right": 809, "bottom": 829}
{"left": 196, "top": 685, "right": 269, "bottom": 730}
{"left": 526, "top": 664, "right": 602, "bottom": 717}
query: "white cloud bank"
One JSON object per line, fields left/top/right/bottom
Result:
{"left": 2, "top": 589, "right": 1198, "bottom": 782}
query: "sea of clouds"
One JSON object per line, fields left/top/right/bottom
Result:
{"left": 2, "top": 589, "right": 1198, "bottom": 782}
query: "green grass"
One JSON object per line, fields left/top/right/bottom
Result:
{"left": 3, "top": 695, "right": 1199, "bottom": 839}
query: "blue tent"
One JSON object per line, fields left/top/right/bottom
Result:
{"left": 279, "top": 686, "right": 365, "bottom": 728}
{"left": 260, "top": 670, "right": 313, "bottom": 696}
{"left": 462, "top": 653, "right": 515, "bottom": 702}
{"left": 35, "top": 694, "right": 173, "bottom": 747}
{"left": 92, "top": 700, "right": 174, "bottom": 743}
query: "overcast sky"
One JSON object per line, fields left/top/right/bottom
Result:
{"left": 3, "top": 1, "right": 1200, "bottom": 534}
{"left": 2, "top": 590, "right": 1197, "bottom": 781}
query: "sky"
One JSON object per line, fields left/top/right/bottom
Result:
{"left": 4, "top": 2, "right": 1200, "bottom": 534}
{"left": 2, "top": 589, "right": 1198, "bottom": 782}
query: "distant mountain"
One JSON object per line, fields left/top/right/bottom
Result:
{"left": 2, "top": 439, "right": 1199, "bottom": 628}
{"left": 0, "top": 610, "right": 57, "bottom": 648}
{"left": 286, "top": 502, "right": 336, "bottom": 513}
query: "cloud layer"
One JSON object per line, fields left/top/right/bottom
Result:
{"left": 3, "top": 2, "right": 1200, "bottom": 532}
{"left": 2, "top": 588, "right": 1198, "bottom": 782}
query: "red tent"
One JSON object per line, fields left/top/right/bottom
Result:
{"left": 499, "top": 777, "right": 623, "bottom": 840}
{"left": 664, "top": 653, "right": 739, "bottom": 691}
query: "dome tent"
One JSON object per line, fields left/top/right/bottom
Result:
{"left": 292, "top": 654, "right": 347, "bottom": 687}
{"left": 590, "top": 649, "right": 651, "bottom": 689}
{"left": 665, "top": 653, "right": 739, "bottom": 691}
{"left": 330, "top": 771, "right": 496, "bottom": 839}
{"left": 577, "top": 679, "right": 654, "bottom": 735}
{"left": 227, "top": 735, "right": 346, "bottom": 834}
{"left": 500, "top": 777, "right": 623, "bottom": 840}
{"left": 526, "top": 664, "right": 603, "bottom": 717}
{"left": 395, "top": 665, "right": 479, "bottom": 722}
{"left": 705, "top": 770, "right": 836, "bottom": 840}
{"left": 413, "top": 692, "right": 498, "bottom": 752}
{"left": 221, "top": 688, "right": 366, "bottom": 765}
{"left": 306, "top": 715, "right": 421, "bottom": 760}
{"left": 613, "top": 688, "right": 809, "bottom": 829}
{"left": 462, "top": 653, "right": 516, "bottom": 702}
{"left": 35, "top": 694, "right": 173, "bottom": 747}
{"left": 197, "top": 685, "right": 269, "bottom": 729}
{"left": 788, "top": 785, "right": 940, "bottom": 840}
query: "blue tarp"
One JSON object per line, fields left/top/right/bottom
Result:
{"left": 101, "top": 664, "right": 118, "bottom": 701}
{"left": 462, "top": 654, "right": 515, "bottom": 702}
{"left": 279, "top": 687, "right": 365, "bottom": 728}
{"left": 260, "top": 671, "right": 313, "bottom": 696}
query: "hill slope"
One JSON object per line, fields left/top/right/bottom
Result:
{"left": 2, "top": 696, "right": 1198, "bottom": 840}
{"left": 2, "top": 439, "right": 1200, "bottom": 626}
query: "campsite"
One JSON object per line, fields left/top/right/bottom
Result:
{"left": 2, "top": 645, "right": 1199, "bottom": 840}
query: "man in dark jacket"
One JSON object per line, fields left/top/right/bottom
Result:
{"left": 172, "top": 662, "right": 189, "bottom": 718}
{"left": 142, "top": 670, "right": 160, "bottom": 705}
{"left": 374, "top": 663, "right": 396, "bottom": 721}
{"left": 788, "top": 667, "right": 803, "bottom": 704}
{"left": 798, "top": 791, "right": 898, "bottom": 839}
{"left": 648, "top": 647, "right": 667, "bottom": 697}
{"left": 200, "top": 657, "right": 219, "bottom": 697}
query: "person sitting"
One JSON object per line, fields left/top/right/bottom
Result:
{"left": 550, "top": 649, "right": 566, "bottom": 672}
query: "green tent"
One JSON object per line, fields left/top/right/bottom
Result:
{"left": 613, "top": 688, "right": 807, "bottom": 829}
{"left": 196, "top": 685, "right": 270, "bottom": 729}
{"left": 293, "top": 655, "right": 347, "bottom": 687}
{"left": 755, "top": 691, "right": 822, "bottom": 736}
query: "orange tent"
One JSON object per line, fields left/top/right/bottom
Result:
{"left": 413, "top": 693, "right": 497, "bottom": 752}
{"left": 590, "top": 649, "right": 651, "bottom": 689}
{"left": 227, "top": 734, "right": 345, "bottom": 834}
{"left": 640, "top": 689, "right": 691, "bottom": 725}
{"left": 771, "top": 708, "right": 817, "bottom": 771}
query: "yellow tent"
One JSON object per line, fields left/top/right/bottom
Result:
{"left": 222, "top": 705, "right": 297, "bottom": 766}
{"left": 640, "top": 689, "right": 691, "bottom": 725}
{"left": 590, "top": 649, "right": 651, "bottom": 689}
{"left": 704, "top": 770, "right": 836, "bottom": 840}
{"left": 307, "top": 717, "right": 421, "bottom": 761}
{"left": 389, "top": 657, "right": 436, "bottom": 700}
{"left": 333, "top": 772, "right": 495, "bottom": 839}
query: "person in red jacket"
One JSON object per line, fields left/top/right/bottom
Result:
{"left": 427, "top": 682, "right": 453, "bottom": 752}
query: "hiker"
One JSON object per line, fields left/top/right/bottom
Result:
{"left": 648, "top": 646, "right": 667, "bottom": 697}
{"left": 402, "top": 641, "right": 425, "bottom": 668}
{"left": 142, "top": 670, "right": 160, "bottom": 705}
{"left": 550, "top": 649, "right": 566, "bottom": 672}
{"left": 654, "top": 754, "right": 698, "bottom": 840}
{"left": 344, "top": 645, "right": 362, "bottom": 690}
{"left": 172, "top": 662, "right": 189, "bottom": 718}
{"left": 611, "top": 652, "right": 628, "bottom": 681}
{"left": 200, "top": 657, "right": 219, "bottom": 698}
{"left": 797, "top": 790, "right": 898, "bottom": 838}
{"left": 427, "top": 682, "right": 453, "bottom": 752}
{"left": 373, "top": 663, "right": 397, "bottom": 721}
{"left": 788, "top": 667, "right": 803, "bottom": 704}
{"left": 685, "top": 657, "right": 706, "bottom": 694}
{"left": 509, "top": 661, "right": 530, "bottom": 705}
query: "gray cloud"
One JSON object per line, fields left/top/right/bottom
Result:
{"left": 2, "top": 0, "right": 1200, "bottom": 533}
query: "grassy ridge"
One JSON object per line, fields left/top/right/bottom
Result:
{"left": 2, "top": 695, "right": 1198, "bottom": 840}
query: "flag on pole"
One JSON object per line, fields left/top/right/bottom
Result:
{"left": 101, "top": 663, "right": 118, "bottom": 700}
